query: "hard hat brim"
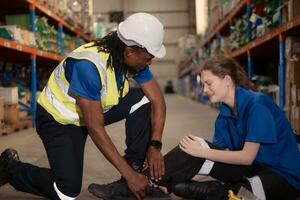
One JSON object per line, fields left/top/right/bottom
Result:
{"left": 149, "top": 45, "right": 166, "bottom": 58}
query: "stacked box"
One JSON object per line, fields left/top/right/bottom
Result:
{"left": 0, "top": 87, "right": 18, "bottom": 105}
{"left": 295, "top": 107, "right": 300, "bottom": 134}
{"left": 210, "top": 6, "right": 222, "bottom": 28}
{"left": 286, "top": 58, "right": 300, "bottom": 134}
{"left": 0, "top": 97, "right": 4, "bottom": 127}
{"left": 4, "top": 104, "right": 19, "bottom": 125}
{"left": 288, "top": 0, "right": 300, "bottom": 21}
{"left": 5, "top": 14, "right": 30, "bottom": 30}
{"left": 291, "top": 84, "right": 300, "bottom": 106}
{"left": 286, "top": 37, "right": 300, "bottom": 60}
{"left": 285, "top": 37, "right": 300, "bottom": 134}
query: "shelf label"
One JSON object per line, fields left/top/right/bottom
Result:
{"left": 37, "top": 50, "right": 43, "bottom": 56}
{"left": 47, "top": 10, "right": 52, "bottom": 16}
{"left": 16, "top": 45, "right": 22, "bottom": 51}
{"left": 4, "top": 41, "right": 10, "bottom": 48}
{"left": 287, "top": 22, "right": 293, "bottom": 30}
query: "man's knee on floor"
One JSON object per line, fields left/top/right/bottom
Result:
{"left": 53, "top": 181, "right": 82, "bottom": 200}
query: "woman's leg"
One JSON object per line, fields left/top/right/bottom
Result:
{"left": 154, "top": 140, "right": 254, "bottom": 187}
{"left": 248, "top": 170, "right": 300, "bottom": 200}
{"left": 158, "top": 140, "right": 300, "bottom": 200}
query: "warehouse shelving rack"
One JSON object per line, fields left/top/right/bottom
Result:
{"left": 178, "top": 0, "right": 300, "bottom": 109}
{"left": 0, "top": 0, "right": 91, "bottom": 126}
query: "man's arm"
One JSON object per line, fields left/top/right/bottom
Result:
{"left": 140, "top": 79, "right": 166, "bottom": 181}
{"left": 76, "top": 96, "right": 149, "bottom": 200}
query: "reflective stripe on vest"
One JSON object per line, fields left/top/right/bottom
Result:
{"left": 66, "top": 50, "right": 108, "bottom": 99}
{"left": 44, "top": 85, "right": 79, "bottom": 121}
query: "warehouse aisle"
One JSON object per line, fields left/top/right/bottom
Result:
{"left": 0, "top": 94, "right": 219, "bottom": 200}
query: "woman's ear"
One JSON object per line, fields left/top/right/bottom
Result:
{"left": 224, "top": 74, "right": 234, "bottom": 85}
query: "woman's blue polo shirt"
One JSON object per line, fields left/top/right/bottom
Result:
{"left": 213, "top": 86, "right": 300, "bottom": 190}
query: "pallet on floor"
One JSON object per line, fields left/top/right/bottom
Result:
{"left": 0, "top": 117, "right": 32, "bottom": 136}
{"left": 0, "top": 125, "right": 11, "bottom": 135}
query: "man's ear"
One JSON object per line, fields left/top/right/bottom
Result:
{"left": 124, "top": 46, "right": 135, "bottom": 57}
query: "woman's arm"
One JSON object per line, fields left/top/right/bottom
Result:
{"left": 180, "top": 135, "right": 260, "bottom": 165}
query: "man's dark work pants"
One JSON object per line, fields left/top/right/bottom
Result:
{"left": 9, "top": 88, "right": 151, "bottom": 199}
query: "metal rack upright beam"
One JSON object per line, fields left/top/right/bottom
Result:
{"left": 29, "top": 2, "right": 37, "bottom": 126}
{"left": 279, "top": 33, "right": 286, "bottom": 108}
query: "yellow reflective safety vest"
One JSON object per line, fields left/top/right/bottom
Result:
{"left": 37, "top": 43, "right": 129, "bottom": 126}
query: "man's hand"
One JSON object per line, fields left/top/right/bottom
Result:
{"left": 126, "top": 171, "right": 150, "bottom": 200}
{"left": 144, "top": 146, "right": 165, "bottom": 181}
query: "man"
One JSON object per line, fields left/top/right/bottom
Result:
{"left": 0, "top": 12, "right": 166, "bottom": 200}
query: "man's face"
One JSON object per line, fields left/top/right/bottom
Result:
{"left": 124, "top": 47, "right": 153, "bottom": 73}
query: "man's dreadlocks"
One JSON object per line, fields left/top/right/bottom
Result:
{"left": 89, "top": 31, "right": 144, "bottom": 75}
{"left": 89, "top": 31, "right": 126, "bottom": 72}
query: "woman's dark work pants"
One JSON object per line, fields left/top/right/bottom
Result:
{"left": 153, "top": 142, "right": 300, "bottom": 200}
{"left": 8, "top": 88, "right": 151, "bottom": 199}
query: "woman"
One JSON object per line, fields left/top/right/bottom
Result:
{"left": 169, "top": 56, "right": 300, "bottom": 200}
{"left": 89, "top": 56, "right": 300, "bottom": 200}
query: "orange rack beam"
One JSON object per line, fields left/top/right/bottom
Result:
{"left": 0, "top": 38, "right": 64, "bottom": 62}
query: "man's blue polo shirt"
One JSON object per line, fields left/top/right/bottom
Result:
{"left": 213, "top": 86, "right": 300, "bottom": 190}
{"left": 64, "top": 58, "right": 153, "bottom": 101}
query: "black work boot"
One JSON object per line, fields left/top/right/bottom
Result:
{"left": 0, "top": 148, "right": 20, "bottom": 186}
{"left": 88, "top": 178, "right": 136, "bottom": 200}
{"left": 171, "top": 180, "right": 228, "bottom": 200}
{"left": 88, "top": 179, "right": 170, "bottom": 200}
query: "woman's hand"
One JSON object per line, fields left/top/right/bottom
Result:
{"left": 179, "top": 135, "right": 207, "bottom": 158}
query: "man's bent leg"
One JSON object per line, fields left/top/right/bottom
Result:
{"left": 8, "top": 104, "right": 88, "bottom": 199}
{"left": 104, "top": 88, "right": 151, "bottom": 169}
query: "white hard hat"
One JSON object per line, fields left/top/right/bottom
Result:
{"left": 117, "top": 12, "right": 166, "bottom": 58}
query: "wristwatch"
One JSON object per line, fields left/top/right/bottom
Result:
{"left": 149, "top": 140, "right": 162, "bottom": 150}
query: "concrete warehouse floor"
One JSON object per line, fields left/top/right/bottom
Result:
{"left": 0, "top": 94, "right": 219, "bottom": 200}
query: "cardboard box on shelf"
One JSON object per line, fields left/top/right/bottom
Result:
{"left": 291, "top": 105, "right": 295, "bottom": 127}
{"left": 0, "top": 87, "right": 18, "bottom": 104}
{"left": 19, "top": 111, "right": 28, "bottom": 119}
{"left": 210, "top": 5, "right": 222, "bottom": 28}
{"left": 5, "top": 14, "right": 30, "bottom": 30}
{"left": 293, "top": 106, "right": 300, "bottom": 134}
{"left": 288, "top": 0, "right": 300, "bottom": 21}
{"left": 286, "top": 60, "right": 300, "bottom": 86}
{"left": 4, "top": 104, "right": 19, "bottom": 125}
{"left": 0, "top": 97, "right": 4, "bottom": 125}
{"left": 286, "top": 37, "right": 300, "bottom": 60}
{"left": 285, "top": 82, "right": 291, "bottom": 120}
{"left": 0, "top": 25, "right": 22, "bottom": 44}
{"left": 291, "top": 84, "right": 300, "bottom": 106}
